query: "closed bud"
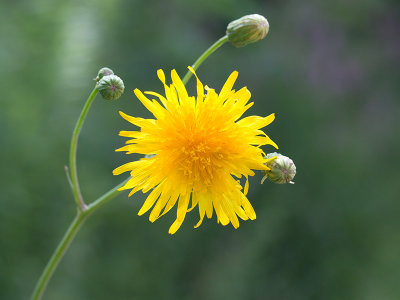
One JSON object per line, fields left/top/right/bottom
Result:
{"left": 97, "top": 75, "right": 124, "bottom": 100}
{"left": 226, "top": 14, "right": 269, "bottom": 47}
{"left": 261, "top": 152, "right": 296, "bottom": 184}
{"left": 95, "top": 67, "right": 114, "bottom": 82}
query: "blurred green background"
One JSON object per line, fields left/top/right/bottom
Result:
{"left": 1, "top": 0, "right": 399, "bottom": 299}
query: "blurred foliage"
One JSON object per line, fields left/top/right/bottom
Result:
{"left": 0, "top": 0, "right": 399, "bottom": 299}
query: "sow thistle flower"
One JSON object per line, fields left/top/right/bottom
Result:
{"left": 113, "top": 67, "right": 278, "bottom": 234}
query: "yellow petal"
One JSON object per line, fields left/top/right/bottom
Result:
{"left": 213, "top": 198, "right": 230, "bottom": 226}
{"left": 134, "top": 89, "right": 166, "bottom": 120}
{"left": 113, "top": 161, "right": 140, "bottom": 175}
{"left": 119, "top": 130, "right": 143, "bottom": 138}
{"left": 157, "top": 69, "right": 165, "bottom": 83}
{"left": 188, "top": 66, "right": 204, "bottom": 105}
{"left": 237, "top": 113, "right": 275, "bottom": 129}
{"left": 160, "top": 189, "right": 180, "bottom": 217}
{"left": 149, "top": 193, "right": 171, "bottom": 222}
{"left": 177, "top": 192, "right": 190, "bottom": 222}
{"left": 241, "top": 195, "right": 256, "bottom": 220}
{"left": 137, "top": 183, "right": 163, "bottom": 216}
{"left": 171, "top": 69, "right": 188, "bottom": 104}
{"left": 233, "top": 203, "right": 248, "bottom": 220}
{"left": 194, "top": 197, "right": 206, "bottom": 228}
{"left": 219, "top": 71, "right": 238, "bottom": 101}
{"left": 244, "top": 176, "right": 249, "bottom": 196}
{"left": 221, "top": 196, "right": 239, "bottom": 229}
{"left": 168, "top": 218, "right": 183, "bottom": 235}
{"left": 144, "top": 91, "right": 168, "bottom": 108}
{"left": 119, "top": 111, "right": 155, "bottom": 128}
{"left": 187, "top": 192, "right": 199, "bottom": 212}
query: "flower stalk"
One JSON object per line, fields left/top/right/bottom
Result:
{"left": 181, "top": 35, "right": 228, "bottom": 85}
{"left": 69, "top": 87, "right": 98, "bottom": 211}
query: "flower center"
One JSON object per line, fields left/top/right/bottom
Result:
{"left": 176, "top": 135, "right": 222, "bottom": 191}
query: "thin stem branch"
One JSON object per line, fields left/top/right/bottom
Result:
{"left": 181, "top": 35, "right": 228, "bottom": 85}
{"left": 85, "top": 178, "right": 130, "bottom": 215}
{"left": 69, "top": 87, "right": 98, "bottom": 211}
{"left": 64, "top": 166, "right": 73, "bottom": 190}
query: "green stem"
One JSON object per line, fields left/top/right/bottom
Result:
{"left": 85, "top": 178, "right": 130, "bottom": 216}
{"left": 30, "top": 178, "right": 129, "bottom": 300}
{"left": 30, "top": 212, "right": 87, "bottom": 300}
{"left": 69, "top": 87, "right": 98, "bottom": 211}
{"left": 181, "top": 35, "right": 228, "bottom": 85}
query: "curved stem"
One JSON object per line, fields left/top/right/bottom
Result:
{"left": 69, "top": 87, "right": 98, "bottom": 211}
{"left": 181, "top": 35, "right": 228, "bottom": 85}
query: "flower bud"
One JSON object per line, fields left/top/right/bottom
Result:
{"left": 261, "top": 152, "right": 296, "bottom": 184}
{"left": 97, "top": 74, "right": 124, "bottom": 100}
{"left": 226, "top": 14, "right": 269, "bottom": 47}
{"left": 95, "top": 67, "right": 114, "bottom": 82}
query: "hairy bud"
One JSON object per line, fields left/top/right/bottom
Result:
{"left": 226, "top": 14, "right": 269, "bottom": 47}
{"left": 97, "top": 75, "right": 125, "bottom": 100}
{"left": 261, "top": 152, "right": 296, "bottom": 184}
{"left": 95, "top": 67, "right": 114, "bottom": 82}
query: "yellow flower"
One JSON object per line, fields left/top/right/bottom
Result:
{"left": 113, "top": 67, "right": 278, "bottom": 234}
